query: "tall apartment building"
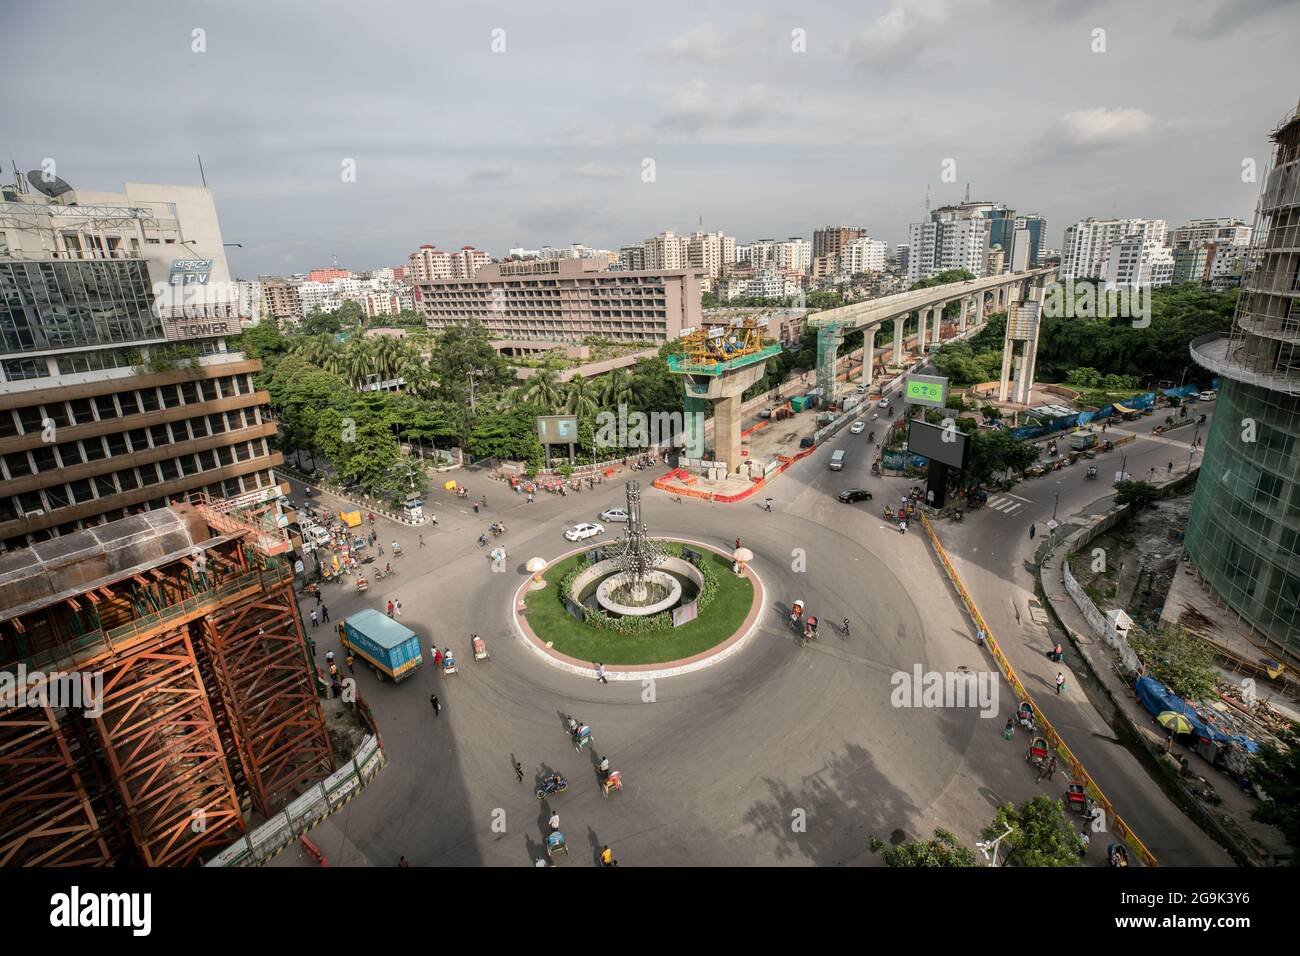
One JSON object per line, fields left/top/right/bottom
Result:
{"left": 893, "top": 244, "right": 910, "bottom": 271}
{"left": 618, "top": 245, "right": 646, "bottom": 271}
{"left": 0, "top": 173, "right": 282, "bottom": 552}
{"left": 838, "top": 236, "right": 887, "bottom": 274}
{"left": 812, "top": 225, "right": 866, "bottom": 261}
{"left": 642, "top": 231, "right": 689, "bottom": 271}
{"left": 1172, "top": 244, "right": 1214, "bottom": 285}
{"left": 1014, "top": 214, "right": 1048, "bottom": 267}
{"left": 1171, "top": 217, "right": 1253, "bottom": 249}
{"left": 685, "top": 230, "right": 737, "bottom": 279}
{"left": 736, "top": 238, "right": 811, "bottom": 275}
{"left": 1060, "top": 217, "right": 1167, "bottom": 281}
{"left": 408, "top": 245, "right": 452, "bottom": 282}
{"left": 415, "top": 258, "right": 702, "bottom": 345}
{"left": 260, "top": 276, "right": 303, "bottom": 322}
{"left": 907, "top": 202, "right": 992, "bottom": 282}
{"left": 1185, "top": 102, "right": 1300, "bottom": 654}
{"left": 1105, "top": 235, "right": 1174, "bottom": 290}
{"left": 308, "top": 267, "right": 350, "bottom": 283}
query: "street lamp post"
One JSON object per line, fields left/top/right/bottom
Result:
{"left": 976, "top": 824, "right": 1014, "bottom": 867}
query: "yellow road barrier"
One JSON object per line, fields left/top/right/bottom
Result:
{"left": 917, "top": 510, "right": 1158, "bottom": 867}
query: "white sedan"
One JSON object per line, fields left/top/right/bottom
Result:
{"left": 877, "top": 398, "right": 891, "bottom": 410}
{"left": 849, "top": 421, "right": 866, "bottom": 435}
{"left": 600, "top": 507, "right": 630, "bottom": 523}
{"left": 564, "top": 522, "right": 606, "bottom": 542}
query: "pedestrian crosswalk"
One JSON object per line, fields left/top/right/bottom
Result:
{"left": 986, "top": 495, "right": 1027, "bottom": 515}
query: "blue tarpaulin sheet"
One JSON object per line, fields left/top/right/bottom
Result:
{"left": 1134, "top": 676, "right": 1258, "bottom": 752}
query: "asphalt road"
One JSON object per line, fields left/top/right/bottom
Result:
{"left": 274, "top": 391, "right": 1230, "bottom": 867}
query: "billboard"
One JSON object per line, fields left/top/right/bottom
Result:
{"left": 907, "top": 418, "right": 970, "bottom": 470}
{"left": 904, "top": 374, "right": 948, "bottom": 409}
{"left": 537, "top": 414, "right": 579, "bottom": 444}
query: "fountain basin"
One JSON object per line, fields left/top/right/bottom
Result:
{"left": 596, "top": 569, "right": 682, "bottom": 617}
{"left": 569, "top": 555, "right": 705, "bottom": 619}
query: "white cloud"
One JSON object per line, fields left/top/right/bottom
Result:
{"left": 572, "top": 162, "right": 622, "bottom": 180}
{"left": 847, "top": 1, "right": 949, "bottom": 70}
{"left": 668, "top": 23, "right": 728, "bottom": 61}
{"left": 1055, "top": 107, "right": 1156, "bottom": 148}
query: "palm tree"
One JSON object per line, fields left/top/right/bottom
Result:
{"left": 600, "top": 367, "right": 634, "bottom": 409}
{"left": 522, "top": 368, "right": 562, "bottom": 412}
{"left": 565, "top": 374, "right": 599, "bottom": 417}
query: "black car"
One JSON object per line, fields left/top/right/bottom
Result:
{"left": 837, "top": 488, "right": 873, "bottom": 503}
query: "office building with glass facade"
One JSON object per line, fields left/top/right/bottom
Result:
{"left": 0, "top": 176, "right": 282, "bottom": 552}
{"left": 1185, "top": 102, "right": 1300, "bottom": 654}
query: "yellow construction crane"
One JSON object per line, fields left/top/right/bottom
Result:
{"left": 680, "top": 318, "right": 766, "bottom": 365}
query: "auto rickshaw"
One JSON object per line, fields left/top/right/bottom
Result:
{"left": 472, "top": 634, "right": 489, "bottom": 662}
{"left": 1066, "top": 782, "right": 1091, "bottom": 815}
{"left": 1026, "top": 736, "right": 1050, "bottom": 768}
{"left": 1016, "top": 701, "right": 1036, "bottom": 731}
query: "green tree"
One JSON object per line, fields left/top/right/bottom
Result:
{"left": 869, "top": 829, "right": 976, "bottom": 867}
{"left": 983, "top": 796, "right": 1080, "bottom": 867}
{"left": 1114, "top": 479, "right": 1159, "bottom": 511}
{"left": 1249, "top": 727, "right": 1300, "bottom": 860}
{"left": 565, "top": 374, "right": 600, "bottom": 417}
{"left": 1127, "top": 625, "right": 1217, "bottom": 700}
{"left": 521, "top": 368, "right": 563, "bottom": 412}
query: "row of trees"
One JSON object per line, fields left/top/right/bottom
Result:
{"left": 871, "top": 795, "right": 1087, "bottom": 867}
{"left": 931, "top": 285, "right": 1237, "bottom": 390}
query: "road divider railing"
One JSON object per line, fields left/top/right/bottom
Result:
{"left": 916, "top": 510, "right": 1158, "bottom": 867}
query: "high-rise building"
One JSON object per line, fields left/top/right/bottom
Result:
{"left": 260, "top": 276, "right": 303, "bottom": 322}
{"left": 1015, "top": 214, "right": 1049, "bottom": 267}
{"left": 308, "top": 267, "right": 350, "bottom": 283}
{"left": 893, "top": 243, "right": 910, "bottom": 271}
{"left": 1184, "top": 102, "right": 1300, "bottom": 654}
{"left": 1172, "top": 244, "right": 1214, "bottom": 285}
{"left": 1105, "top": 235, "right": 1174, "bottom": 290}
{"left": 642, "top": 231, "right": 689, "bottom": 271}
{"left": 618, "top": 245, "right": 646, "bottom": 271}
{"left": 907, "top": 202, "right": 992, "bottom": 282}
{"left": 812, "top": 226, "right": 866, "bottom": 261}
{"left": 0, "top": 173, "right": 281, "bottom": 552}
{"left": 1172, "top": 217, "right": 1253, "bottom": 249}
{"left": 415, "top": 258, "right": 702, "bottom": 344}
{"left": 685, "top": 230, "right": 737, "bottom": 279}
{"left": 839, "top": 236, "right": 887, "bottom": 274}
{"left": 1061, "top": 217, "right": 1167, "bottom": 281}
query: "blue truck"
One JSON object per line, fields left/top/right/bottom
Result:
{"left": 338, "top": 609, "right": 423, "bottom": 683}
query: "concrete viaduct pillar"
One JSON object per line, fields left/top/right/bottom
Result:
{"left": 892, "top": 315, "right": 905, "bottom": 366}
{"left": 917, "top": 307, "right": 928, "bottom": 355}
{"left": 862, "top": 326, "right": 877, "bottom": 387}
{"left": 932, "top": 303, "right": 944, "bottom": 348}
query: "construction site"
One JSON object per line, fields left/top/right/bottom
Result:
{"left": 0, "top": 493, "right": 334, "bottom": 867}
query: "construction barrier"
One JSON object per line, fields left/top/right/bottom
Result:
{"left": 654, "top": 444, "right": 819, "bottom": 503}
{"left": 916, "top": 510, "right": 1159, "bottom": 867}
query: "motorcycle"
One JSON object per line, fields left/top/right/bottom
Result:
{"left": 535, "top": 775, "right": 568, "bottom": 800}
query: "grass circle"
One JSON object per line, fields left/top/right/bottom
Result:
{"left": 522, "top": 544, "right": 755, "bottom": 666}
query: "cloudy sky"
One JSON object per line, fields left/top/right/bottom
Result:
{"left": 3, "top": 0, "right": 1297, "bottom": 277}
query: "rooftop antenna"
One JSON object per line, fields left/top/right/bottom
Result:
{"left": 698, "top": 205, "right": 703, "bottom": 230}
{"left": 924, "top": 183, "right": 931, "bottom": 214}
{"left": 11, "top": 159, "right": 26, "bottom": 194}
{"left": 964, "top": 182, "right": 971, "bottom": 203}
{"left": 197, "top": 154, "right": 208, "bottom": 188}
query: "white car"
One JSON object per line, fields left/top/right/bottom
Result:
{"left": 849, "top": 421, "right": 866, "bottom": 435}
{"left": 877, "top": 398, "right": 891, "bottom": 410}
{"left": 600, "top": 507, "right": 629, "bottom": 523}
{"left": 1198, "top": 390, "right": 1217, "bottom": 402}
{"left": 564, "top": 522, "right": 606, "bottom": 542}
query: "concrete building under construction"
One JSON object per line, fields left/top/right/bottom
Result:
{"left": 0, "top": 495, "right": 332, "bottom": 866}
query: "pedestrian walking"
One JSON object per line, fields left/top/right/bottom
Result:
{"left": 398, "top": 856, "right": 410, "bottom": 867}
{"left": 548, "top": 812, "right": 560, "bottom": 832}
{"left": 596, "top": 662, "right": 608, "bottom": 684}
{"left": 764, "top": 498, "right": 772, "bottom": 512}
{"left": 482, "top": 495, "right": 488, "bottom": 509}
{"left": 514, "top": 759, "right": 524, "bottom": 783}
{"left": 321, "top": 604, "right": 330, "bottom": 623}
{"left": 976, "top": 627, "right": 986, "bottom": 647}
{"left": 310, "top": 609, "right": 318, "bottom": 628}
{"left": 387, "top": 599, "right": 395, "bottom": 617}
{"left": 1036, "top": 753, "right": 1054, "bottom": 783}
{"left": 419, "top": 534, "right": 425, "bottom": 548}
{"left": 330, "top": 677, "right": 341, "bottom": 698}
{"left": 1003, "top": 716, "right": 1015, "bottom": 740}
{"left": 1045, "top": 754, "right": 1058, "bottom": 781}
{"left": 378, "top": 543, "right": 384, "bottom": 556}
{"left": 1055, "top": 672, "right": 1066, "bottom": 695}
{"left": 326, "top": 650, "right": 335, "bottom": 664}
{"left": 898, "top": 520, "right": 906, "bottom": 534}
{"left": 474, "top": 502, "right": 480, "bottom": 514}
{"left": 1167, "top": 461, "right": 1173, "bottom": 473}
{"left": 1078, "top": 830, "right": 1090, "bottom": 858}
{"left": 315, "top": 590, "right": 323, "bottom": 606}
{"left": 433, "top": 647, "right": 443, "bottom": 668}
{"left": 394, "top": 598, "right": 402, "bottom": 616}
{"left": 345, "top": 652, "right": 354, "bottom": 673}
{"left": 430, "top": 694, "right": 441, "bottom": 716}
{"left": 1029, "top": 524, "right": 1036, "bottom": 540}
{"left": 735, "top": 537, "right": 741, "bottom": 551}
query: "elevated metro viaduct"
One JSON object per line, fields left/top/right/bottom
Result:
{"left": 808, "top": 267, "right": 1057, "bottom": 400}
{"left": 0, "top": 497, "right": 333, "bottom": 866}
{"left": 668, "top": 343, "right": 783, "bottom": 475}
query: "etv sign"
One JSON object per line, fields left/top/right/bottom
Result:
{"left": 904, "top": 374, "right": 948, "bottom": 409}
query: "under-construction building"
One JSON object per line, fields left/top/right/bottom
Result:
{"left": 0, "top": 495, "right": 333, "bottom": 866}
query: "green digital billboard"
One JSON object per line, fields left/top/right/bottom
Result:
{"left": 904, "top": 374, "right": 948, "bottom": 409}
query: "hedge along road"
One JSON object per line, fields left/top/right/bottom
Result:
{"left": 281, "top": 470, "right": 1089, "bottom": 867}
{"left": 523, "top": 546, "right": 754, "bottom": 665}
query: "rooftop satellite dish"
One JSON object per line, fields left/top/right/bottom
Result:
{"left": 27, "top": 169, "right": 74, "bottom": 198}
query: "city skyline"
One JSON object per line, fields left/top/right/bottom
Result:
{"left": 2, "top": 0, "right": 1294, "bottom": 277}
